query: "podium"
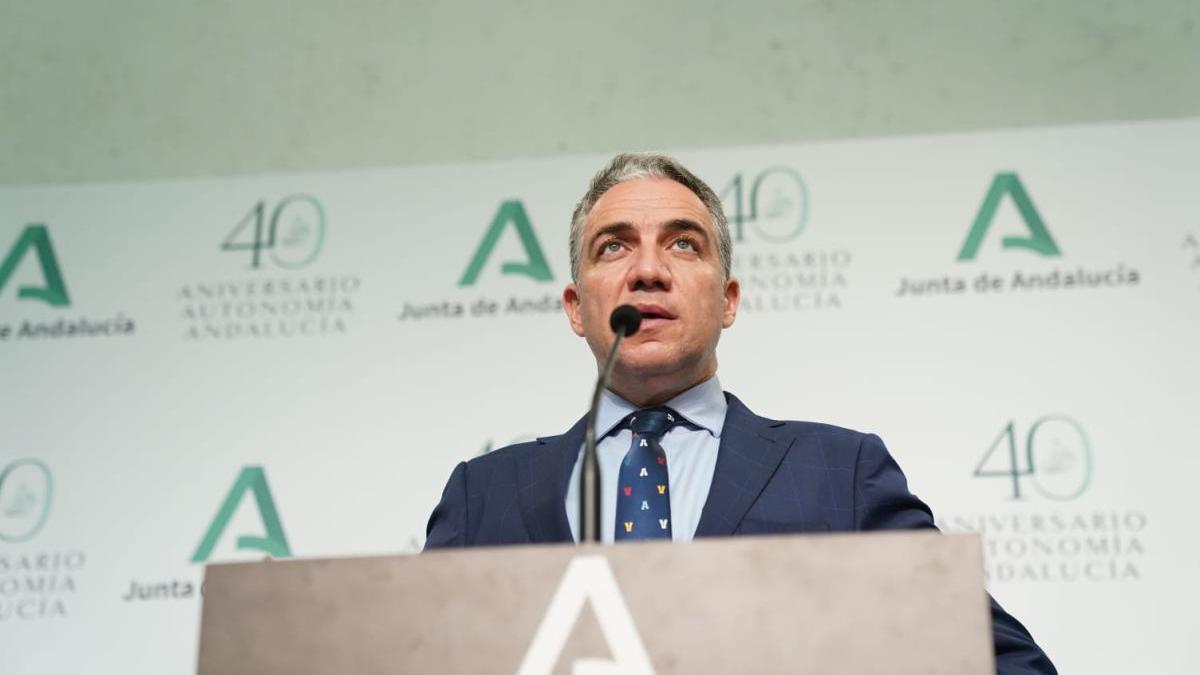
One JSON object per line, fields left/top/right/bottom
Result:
{"left": 197, "top": 532, "right": 993, "bottom": 674}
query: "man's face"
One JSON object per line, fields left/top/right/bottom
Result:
{"left": 563, "top": 178, "right": 739, "bottom": 391}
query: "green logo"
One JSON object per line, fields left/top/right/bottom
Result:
{"left": 719, "top": 167, "right": 809, "bottom": 243}
{"left": 459, "top": 200, "right": 553, "bottom": 286}
{"left": 0, "top": 225, "right": 71, "bottom": 306}
{"left": 972, "top": 415, "right": 1093, "bottom": 501}
{"left": 221, "top": 195, "right": 326, "bottom": 270}
{"left": 0, "top": 459, "right": 54, "bottom": 543}
{"left": 957, "top": 173, "right": 1061, "bottom": 261}
{"left": 191, "top": 466, "right": 291, "bottom": 562}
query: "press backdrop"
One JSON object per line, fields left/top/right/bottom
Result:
{"left": 2, "top": 117, "right": 1198, "bottom": 674}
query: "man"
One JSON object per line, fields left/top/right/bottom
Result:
{"left": 425, "top": 153, "right": 1056, "bottom": 674}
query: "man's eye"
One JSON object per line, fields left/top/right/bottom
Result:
{"left": 601, "top": 241, "right": 622, "bottom": 254}
{"left": 672, "top": 238, "right": 696, "bottom": 251}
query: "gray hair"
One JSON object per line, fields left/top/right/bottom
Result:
{"left": 569, "top": 153, "right": 732, "bottom": 283}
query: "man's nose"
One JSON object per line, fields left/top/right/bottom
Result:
{"left": 626, "top": 244, "right": 672, "bottom": 291}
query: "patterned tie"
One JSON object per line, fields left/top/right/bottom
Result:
{"left": 615, "top": 408, "right": 677, "bottom": 541}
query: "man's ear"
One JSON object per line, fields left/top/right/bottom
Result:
{"left": 721, "top": 276, "right": 740, "bottom": 329}
{"left": 563, "top": 283, "right": 585, "bottom": 336}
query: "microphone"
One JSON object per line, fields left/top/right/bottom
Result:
{"left": 608, "top": 304, "right": 642, "bottom": 338}
{"left": 580, "top": 305, "right": 642, "bottom": 544}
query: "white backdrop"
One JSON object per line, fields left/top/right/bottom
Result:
{"left": 1, "top": 118, "right": 1198, "bottom": 673}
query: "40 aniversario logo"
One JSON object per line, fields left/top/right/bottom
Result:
{"left": 177, "top": 194, "right": 359, "bottom": 340}
{"left": 0, "top": 458, "right": 88, "bottom": 621}
{"left": 971, "top": 415, "right": 1092, "bottom": 502}
{"left": 721, "top": 166, "right": 850, "bottom": 314}
{"left": 219, "top": 195, "right": 326, "bottom": 270}
{"left": 939, "top": 415, "right": 1146, "bottom": 584}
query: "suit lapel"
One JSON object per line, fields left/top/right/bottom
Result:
{"left": 515, "top": 416, "right": 585, "bottom": 544}
{"left": 516, "top": 392, "right": 789, "bottom": 542}
{"left": 695, "top": 393, "right": 792, "bottom": 537}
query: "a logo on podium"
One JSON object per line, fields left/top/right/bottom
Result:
{"left": 517, "top": 555, "right": 655, "bottom": 675}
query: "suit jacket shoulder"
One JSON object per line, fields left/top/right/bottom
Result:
{"left": 694, "top": 393, "right": 935, "bottom": 536}
{"left": 424, "top": 416, "right": 584, "bottom": 548}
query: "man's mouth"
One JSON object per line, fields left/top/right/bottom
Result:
{"left": 632, "top": 304, "right": 676, "bottom": 327}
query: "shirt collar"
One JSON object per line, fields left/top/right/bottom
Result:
{"left": 594, "top": 375, "right": 727, "bottom": 440}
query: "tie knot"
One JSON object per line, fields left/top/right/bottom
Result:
{"left": 628, "top": 408, "right": 678, "bottom": 437}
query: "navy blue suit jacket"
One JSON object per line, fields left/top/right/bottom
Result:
{"left": 425, "top": 392, "right": 1056, "bottom": 674}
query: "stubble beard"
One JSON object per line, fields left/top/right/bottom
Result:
{"left": 603, "top": 340, "right": 717, "bottom": 408}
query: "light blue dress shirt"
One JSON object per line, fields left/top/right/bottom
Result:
{"left": 565, "top": 376, "right": 726, "bottom": 543}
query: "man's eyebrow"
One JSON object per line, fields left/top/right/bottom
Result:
{"left": 662, "top": 219, "right": 711, "bottom": 241}
{"left": 588, "top": 222, "right": 636, "bottom": 249}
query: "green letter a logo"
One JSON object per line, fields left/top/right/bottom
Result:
{"left": 0, "top": 224, "right": 71, "bottom": 306}
{"left": 957, "top": 173, "right": 1061, "bottom": 261}
{"left": 191, "top": 466, "right": 292, "bottom": 563}
{"left": 459, "top": 200, "right": 553, "bottom": 286}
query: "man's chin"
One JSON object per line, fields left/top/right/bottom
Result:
{"left": 612, "top": 346, "right": 692, "bottom": 380}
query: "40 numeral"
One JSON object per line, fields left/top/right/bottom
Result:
{"left": 718, "top": 167, "right": 808, "bottom": 243}
{"left": 221, "top": 195, "right": 326, "bottom": 269}
{"left": 973, "top": 416, "right": 1093, "bottom": 501}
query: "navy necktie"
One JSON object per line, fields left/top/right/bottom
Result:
{"left": 615, "top": 408, "right": 678, "bottom": 541}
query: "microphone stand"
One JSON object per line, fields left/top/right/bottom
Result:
{"left": 580, "top": 330, "right": 625, "bottom": 544}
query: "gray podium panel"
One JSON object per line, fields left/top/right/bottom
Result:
{"left": 197, "top": 532, "right": 992, "bottom": 675}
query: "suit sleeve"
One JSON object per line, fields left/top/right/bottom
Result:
{"left": 423, "top": 461, "right": 468, "bottom": 550}
{"left": 852, "top": 433, "right": 1058, "bottom": 675}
